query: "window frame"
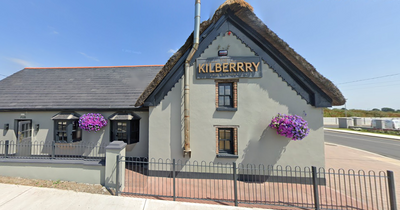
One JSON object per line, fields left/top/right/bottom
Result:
{"left": 109, "top": 112, "right": 140, "bottom": 145}
{"left": 215, "top": 79, "right": 238, "bottom": 111}
{"left": 215, "top": 125, "right": 238, "bottom": 158}
{"left": 218, "top": 128, "right": 234, "bottom": 154}
{"left": 53, "top": 120, "right": 82, "bottom": 143}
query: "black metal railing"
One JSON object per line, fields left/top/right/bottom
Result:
{"left": 0, "top": 140, "right": 106, "bottom": 160}
{"left": 118, "top": 157, "right": 397, "bottom": 210}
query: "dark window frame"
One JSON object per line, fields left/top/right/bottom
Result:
{"left": 218, "top": 83, "right": 233, "bottom": 108}
{"left": 110, "top": 119, "right": 140, "bottom": 145}
{"left": 215, "top": 79, "right": 238, "bottom": 111}
{"left": 218, "top": 128, "right": 234, "bottom": 154}
{"left": 53, "top": 120, "right": 82, "bottom": 143}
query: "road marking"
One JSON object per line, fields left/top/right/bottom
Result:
{"left": 325, "top": 132, "right": 400, "bottom": 147}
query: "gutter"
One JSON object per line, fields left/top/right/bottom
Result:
{"left": 183, "top": 0, "right": 201, "bottom": 158}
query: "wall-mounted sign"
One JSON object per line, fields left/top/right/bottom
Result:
{"left": 196, "top": 56, "right": 262, "bottom": 79}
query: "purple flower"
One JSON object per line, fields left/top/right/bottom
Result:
{"left": 269, "top": 114, "right": 309, "bottom": 140}
{"left": 79, "top": 113, "right": 108, "bottom": 132}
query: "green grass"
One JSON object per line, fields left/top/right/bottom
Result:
{"left": 328, "top": 128, "right": 400, "bottom": 137}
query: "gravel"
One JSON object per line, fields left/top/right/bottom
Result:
{"left": 0, "top": 176, "right": 113, "bottom": 195}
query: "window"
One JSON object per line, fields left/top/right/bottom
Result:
{"left": 109, "top": 112, "right": 140, "bottom": 145}
{"left": 215, "top": 79, "right": 238, "bottom": 111}
{"left": 52, "top": 112, "right": 82, "bottom": 143}
{"left": 218, "top": 83, "right": 233, "bottom": 107}
{"left": 54, "top": 120, "right": 82, "bottom": 143}
{"left": 215, "top": 126, "right": 238, "bottom": 158}
{"left": 218, "top": 128, "right": 233, "bottom": 154}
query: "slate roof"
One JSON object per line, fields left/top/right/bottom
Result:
{"left": 0, "top": 65, "right": 162, "bottom": 110}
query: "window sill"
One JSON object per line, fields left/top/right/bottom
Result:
{"left": 216, "top": 154, "right": 238, "bottom": 158}
{"left": 216, "top": 107, "right": 237, "bottom": 112}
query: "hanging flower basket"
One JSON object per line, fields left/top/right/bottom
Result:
{"left": 269, "top": 114, "right": 310, "bottom": 141}
{"left": 79, "top": 113, "right": 108, "bottom": 132}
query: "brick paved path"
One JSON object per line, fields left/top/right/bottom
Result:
{"left": 122, "top": 168, "right": 387, "bottom": 209}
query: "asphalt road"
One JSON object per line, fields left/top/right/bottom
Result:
{"left": 324, "top": 130, "right": 400, "bottom": 161}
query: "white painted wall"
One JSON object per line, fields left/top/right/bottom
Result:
{"left": 148, "top": 33, "right": 325, "bottom": 168}
{"left": 323, "top": 117, "right": 395, "bottom": 126}
{"left": 0, "top": 111, "right": 149, "bottom": 157}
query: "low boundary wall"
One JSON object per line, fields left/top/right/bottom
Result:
{"left": 0, "top": 141, "right": 126, "bottom": 188}
{"left": 0, "top": 159, "right": 105, "bottom": 185}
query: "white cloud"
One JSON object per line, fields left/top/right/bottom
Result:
{"left": 167, "top": 49, "right": 178, "bottom": 54}
{"left": 6, "top": 58, "right": 35, "bottom": 67}
{"left": 52, "top": 31, "right": 59, "bottom": 35}
{"left": 79, "top": 52, "right": 99, "bottom": 62}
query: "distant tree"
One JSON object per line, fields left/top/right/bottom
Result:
{"left": 381, "top": 107, "right": 395, "bottom": 112}
{"left": 372, "top": 108, "right": 380, "bottom": 111}
{"left": 341, "top": 108, "right": 347, "bottom": 110}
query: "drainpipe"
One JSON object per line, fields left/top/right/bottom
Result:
{"left": 183, "top": 0, "right": 201, "bottom": 158}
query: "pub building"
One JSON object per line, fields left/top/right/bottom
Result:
{"left": 0, "top": 0, "right": 345, "bottom": 169}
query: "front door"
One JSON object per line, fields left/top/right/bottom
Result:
{"left": 16, "top": 120, "right": 32, "bottom": 156}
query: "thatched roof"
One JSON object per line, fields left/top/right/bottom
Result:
{"left": 135, "top": 0, "right": 345, "bottom": 106}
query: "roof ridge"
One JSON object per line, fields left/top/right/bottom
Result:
{"left": 24, "top": 65, "right": 164, "bottom": 69}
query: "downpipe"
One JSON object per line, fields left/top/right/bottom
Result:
{"left": 183, "top": 0, "right": 201, "bottom": 158}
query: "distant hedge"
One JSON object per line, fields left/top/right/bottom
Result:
{"left": 324, "top": 108, "right": 400, "bottom": 118}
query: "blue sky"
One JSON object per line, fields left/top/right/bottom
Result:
{"left": 1, "top": 0, "right": 399, "bottom": 110}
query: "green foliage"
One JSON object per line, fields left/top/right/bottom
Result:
{"left": 381, "top": 107, "right": 395, "bottom": 112}
{"left": 367, "top": 129, "right": 400, "bottom": 136}
{"left": 324, "top": 108, "right": 400, "bottom": 117}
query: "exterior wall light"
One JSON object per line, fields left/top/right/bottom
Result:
{"left": 35, "top": 124, "right": 40, "bottom": 132}
{"left": 4, "top": 123, "right": 9, "bottom": 131}
{"left": 218, "top": 50, "right": 228, "bottom": 56}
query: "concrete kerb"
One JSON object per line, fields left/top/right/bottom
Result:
{"left": 324, "top": 128, "right": 400, "bottom": 141}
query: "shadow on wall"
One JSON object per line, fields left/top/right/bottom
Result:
{"left": 160, "top": 79, "right": 188, "bottom": 162}
{"left": 241, "top": 127, "right": 290, "bottom": 166}
{"left": 245, "top": 70, "right": 321, "bottom": 132}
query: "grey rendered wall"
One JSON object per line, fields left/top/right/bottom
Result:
{"left": 0, "top": 111, "right": 148, "bottom": 157}
{"left": 0, "top": 160, "right": 105, "bottom": 185}
{"left": 148, "top": 33, "right": 325, "bottom": 168}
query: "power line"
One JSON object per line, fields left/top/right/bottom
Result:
{"left": 339, "top": 79, "right": 399, "bottom": 87}
{"left": 337, "top": 73, "right": 400, "bottom": 85}
{"left": 342, "top": 83, "right": 400, "bottom": 91}
{"left": 0, "top": 74, "right": 8, "bottom": 77}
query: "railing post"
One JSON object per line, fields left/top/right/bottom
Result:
{"left": 233, "top": 162, "right": 238, "bottom": 206}
{"left": 116, "top": 155, "right": 120, "bottom": 196}
{"left": 5, "top": 140, "right": 9, "bottom": 158}
{"left": 387, "top": 170, "right": 397, "bottom": 210}
{"left": 51, "top": 141, "right": 55, "bottom": 159}
{"left": 173, "top": 159, "right": 176, "bottom": 201}
{"left": 312, "top": 166, "right": 320, "bottom": 210}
